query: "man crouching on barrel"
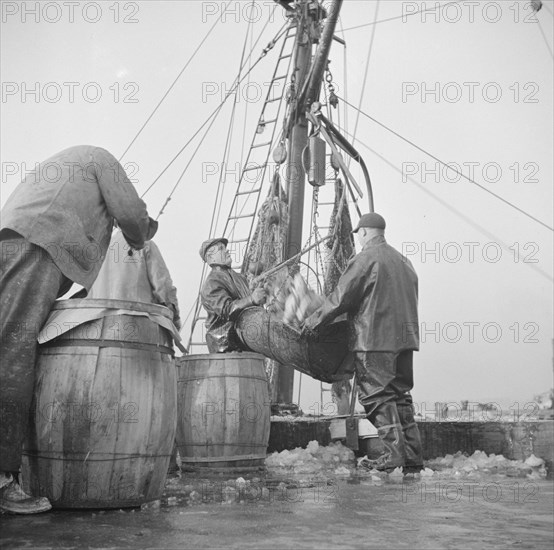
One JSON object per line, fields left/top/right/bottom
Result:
{"left": 200, "top": 238, "right": 266, "bottom": 353}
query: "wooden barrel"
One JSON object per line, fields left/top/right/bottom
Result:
{"left": 176, "top": 353, "right": 270, "bottom": 472}
{"left": 21, "top": 299, "right": 177, "bottom": 509}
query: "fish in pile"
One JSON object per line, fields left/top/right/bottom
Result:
{"left": 282, "top": 273, "right": 323, "bottom": 328}
{"left": 262, "top": 267, "right": 291, "bottom": 318}
{"left": 263, "top": 270, "right": 323, "bottom": 328}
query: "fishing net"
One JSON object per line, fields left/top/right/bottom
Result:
{"left": 241, "top": 176, "right": 357, "bottom": 393}
{"left": 243, "top": 174, "right": 288, "bottom": 396}
{"left": 242, "top": 173, "right": 288, "bottom": 282}
{"left": 324, "top": 178, "right": 355, "bottom": 413}
{"left": 324, "top": 178, "right": 354, "bottom": 295}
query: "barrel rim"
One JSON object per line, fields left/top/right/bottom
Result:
{"left": 177, "top": 352, "right": 266, "bottom": 361}
{"left": 51, "top": 298, "right": 172, "bottom": 319}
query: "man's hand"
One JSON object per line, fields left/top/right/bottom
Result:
{"left": 301, "top": 312, "right": 319, "bottom": 340}
{"left": 301, "top": 324, "right": 318, "bottom": 340}
{"left": 251, "top": 287, "right": 267, "bottom": 306}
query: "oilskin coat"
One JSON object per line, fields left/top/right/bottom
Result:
{"left": 305, "top": 235, "right": 419, "bottom": 352}
{"left": 0, "top": 145, "right": 155, "bottom": 290}
{"left": 201, "top": 265, "right": 253, "bottom": 353}
{"left": 85, "top": 230, "right": 181, "bottom": 329}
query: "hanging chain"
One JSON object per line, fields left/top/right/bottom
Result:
{"left": 311, "top": 186, "right": 327, "bottom": 285}
{"left": 325, "top": 61, "right": 338, "bottom": 108}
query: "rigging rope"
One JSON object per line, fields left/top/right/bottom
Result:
{"left": 338, "top": 96, "right": 554, "bottom": 232}
{"left": 210, "top": 4, "right": 256, "bottom": 238}
{"left": 225, "top": 22, "right": 296, "bottom": 240}
{"left": 141, "top": 18, "right": 288, "bottom": 199}
{"left": 184, "top": 8, "right": 272, "bottom": 341}
{"left": 343, "top": 131, "right": 553, "bottom": 283}
{"left": 155, "top": 103, "right": 225, "bottom": 219}
{"left": 158, "top": 8, "right": 258, "bottom": 221}
{"left": 536, "top": 18, "right": 554, "bottom": 59}
{"left": 119, "top": 0, "right": 233, "bottom": 162}
{"left": 351, "top": 0, "right": 379, "bottom": 145}
{"left": 340, "top": 0, "right": 462, "bottom": 32}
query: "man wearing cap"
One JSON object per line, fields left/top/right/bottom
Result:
{"left": 303, "top": 213, "right": 423, "bottom": 473}
{"left": 0, "top": 145, "right": 157, "bottom": 513}
{"left": 200, "top": 238, "right": 266, "bottom": 353}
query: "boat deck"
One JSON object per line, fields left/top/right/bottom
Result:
{"left": 2, "top": 472, "right": 553, "bottom": 550}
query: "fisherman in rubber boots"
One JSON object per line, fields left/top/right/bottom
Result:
{"left": 200, "top": 238, "right": 266, "bottom": 353}
{"left": 0, "top": 145, "right": 158, "bottom": 514}
{"left": 302, "top": 213, "right": 424, "bottom": 474}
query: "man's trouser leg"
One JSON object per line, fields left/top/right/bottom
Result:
{"left": 395, "top": 351, "right": 424, "bottom": 472}
{"left": 167, "top": 442, "right": 179, "bottom": 474}
{"left": 0, "top": 238, "right": 69, "bottom": 473}
{"left": 355, "top": 352, "right": 406, "bottom": 470}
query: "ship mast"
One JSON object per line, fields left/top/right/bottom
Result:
{"left": 276, "top": 0, "right": 343, "bottom": 403}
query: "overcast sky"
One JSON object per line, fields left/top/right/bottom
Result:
{"left": 1, "top": 0, "right": 553, "bottom": 414}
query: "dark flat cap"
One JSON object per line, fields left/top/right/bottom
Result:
{"left": 199, "top": 237, "right": 228, "bottom": 262}
{"left": 352, "top": 212, "right": 386, "bottom": 232}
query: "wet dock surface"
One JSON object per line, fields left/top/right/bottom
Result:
{"left": 2, "top": 470, "right": 553, "bottom": 550}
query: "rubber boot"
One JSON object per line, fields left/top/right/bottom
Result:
{"left": 397, "top": 403, "right": 424, "bottom": 473}
{"left": 367, "top": 402, "right": 407, "bottom": 472}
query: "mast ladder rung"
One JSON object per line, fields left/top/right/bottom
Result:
{"left": 228, "top": 237, "right": 250, "bottom": 243}
{"left": 278, "top": 53, "right": 292, "bottom": 61}
{"left": 266, "top": 96, "right": 283, "bottom": 103}
{"left": 190, "top": 341, "right": 207, "bottom": 346}
{"left": 318, "top": 201, "right": 335, "bottom": 206}
{"left": 236, "top": 188, "right": 262, "bottom": 196}
{"left": 252, "top": 141, "right": 272, "bottom": 149}
{"left": 228, "top": 213, "right": 255, "bottom": 220}
{"left": 243, "top": 163, "right": 266, "bottom": 172}
{"left": 272, "top": 75, "right": 288, "bottom": 81}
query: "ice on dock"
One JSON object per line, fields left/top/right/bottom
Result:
{"left": 265, "top": 440, "right": 355, "bottom": 474}
{"left": 423, "top": 450, "right": 547, "bottom": 479}
{"left": 265, "top": 442, "right": 548, "bottom": 479}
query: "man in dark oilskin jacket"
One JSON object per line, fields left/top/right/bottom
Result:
{"left": 200, "top": 238, "right": 266, "bottom": 353}
{"left": 304, "top": 213, "right": 423, "bottom": 473}
{"left": 0, "top": 145, "right": 158, "bottom": 514}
